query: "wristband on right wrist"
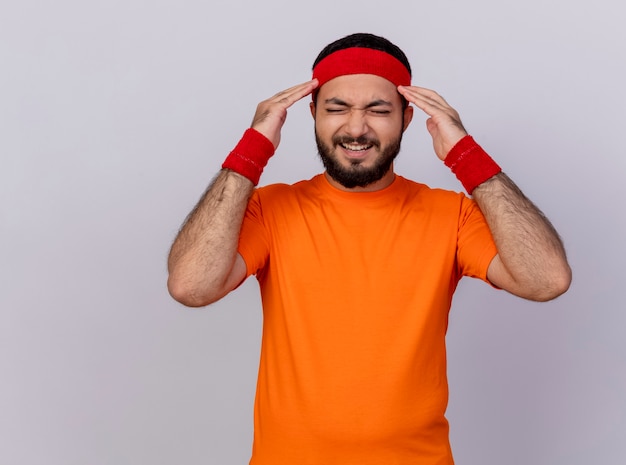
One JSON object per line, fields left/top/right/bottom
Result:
{"left": 222, "top": 128, "right": 275, "bottom": 186}
{"left": 444, "top": 135, "right": 502, "bottom": 194}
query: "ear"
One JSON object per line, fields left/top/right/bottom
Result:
{"left": 309, "top": 101, "right": 316, "bottom": 119}
{"left": 402, "top": 105, "right": 414, "bottom": 132}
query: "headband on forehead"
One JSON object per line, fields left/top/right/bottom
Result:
{"left": 312, "top": 47, "right": 411, "bottom": 89}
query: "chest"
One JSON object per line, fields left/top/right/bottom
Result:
{"left": 262, "top": 198, "right": 459, "bottom": 287}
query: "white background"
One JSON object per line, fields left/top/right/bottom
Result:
{"left": 2, "top": 0, "right": 625, "bottom": 464}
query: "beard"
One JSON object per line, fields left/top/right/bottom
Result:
{"left": 315, "top": 131, "right": 403, "bottom": 189}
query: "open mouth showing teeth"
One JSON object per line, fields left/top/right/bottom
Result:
{"left": 340, "top": 143, "right": 373, "bottom": 151}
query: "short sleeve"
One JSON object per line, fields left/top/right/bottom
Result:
{"left": 456, "top": 196, "right": 498, "bottom": 283}
{"left": 238, "top": 190, "right": 270, "bottom": 278}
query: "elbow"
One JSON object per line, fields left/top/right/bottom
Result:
{"left": 167, "top": 274, "right": 219, "bottom": 308}
{"left": 530, "top": 264, "right": 573, "bottom": 302}
{"left": 549, "top": 264, "right": 573, "bottom": 300}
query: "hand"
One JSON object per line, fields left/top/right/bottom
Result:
{"left": 397, "top": 86, "right": 467, "bottom": 160}
{"left": 251, "top": 79, "right": 319, "bottom": 149}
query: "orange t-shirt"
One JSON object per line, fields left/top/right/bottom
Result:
{"left": 238, "top": 173, "right": 497, "bottom": 465}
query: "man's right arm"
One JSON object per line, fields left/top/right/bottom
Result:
{"left": 167, "top": 79, "right": 319, "bottom": 307}
{"left": 167, "top": 170, "right": 252, "bottom": 307}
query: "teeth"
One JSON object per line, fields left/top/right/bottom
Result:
{"left": 341, "top": 143, "right": 371, "bottom": 151}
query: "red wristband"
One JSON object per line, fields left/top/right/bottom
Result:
{"left": 444, "top": 135, "right": 502, "bottom": 194}
{"left": 222, "top": 128, "right": 275, "bottom": 185}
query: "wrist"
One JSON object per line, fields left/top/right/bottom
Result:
{"left": 222, "top": 128, "right": 275, "bottom": 186}
{"left": 444, "top": 135, "right": 502, "bottom": 194}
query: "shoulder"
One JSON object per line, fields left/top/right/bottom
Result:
{"left": 254, "top": 175, "right": 322, "bottom": 201}
{"left": 393, "top": 177, "right": 485, "bottom": 226}
{"left": 395, "top": 176, "right": 469, "bottom": 205}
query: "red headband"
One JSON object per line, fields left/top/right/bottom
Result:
{"left": 312, "top": 47, "right": 411, "bottom": 89}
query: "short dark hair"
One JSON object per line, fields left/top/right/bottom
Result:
{"left": 312, "top": 33, "right": 411, "bottom": 77}
{"left": 312, "top": 33, "right": 411, "bottom": 108}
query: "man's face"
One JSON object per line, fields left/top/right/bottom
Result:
{"left": 311, "top": 74, "right": 413, "bottom": 191}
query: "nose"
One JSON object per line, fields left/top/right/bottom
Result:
{"left": 343, "top": 109, "right": 369, "bottom": 138}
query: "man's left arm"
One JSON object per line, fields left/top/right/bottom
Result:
{"left": 398, "top": 85, "right": 572, "bottom": 301}
{"left": 473, "top": 172, "right": 571, "bottom": 301}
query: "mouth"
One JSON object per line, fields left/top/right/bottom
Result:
{"left": 334, "top": 136, "right": 379, "bottom": 158}
{"left": 339, "top": 142, "right": 374, "bottom": 152}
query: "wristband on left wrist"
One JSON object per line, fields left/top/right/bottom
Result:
{"left": 444, "top": 135, "right": 502, "bottom": 194}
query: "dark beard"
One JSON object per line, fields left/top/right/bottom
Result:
{"left": 315, "top": 132, "right": 403, "bottom": 189}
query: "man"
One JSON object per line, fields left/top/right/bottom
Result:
{"left": 167, "top": 33, "right": 571, "bottom": 465}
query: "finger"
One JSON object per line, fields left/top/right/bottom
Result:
{"left": 399, "top": 85, "right": 451, "bottom": 107}
{"left": 256, "top": 80, "right": 317, "bottom": 117}
{"left": 398, "top": 86, "right": 457, "bottom": 118}
{"left": 398, "top": 86, "right": 453, "bottom": 112}
{"left": 398, "top": 89, "right": 444, "bottom": 114}
{"left": 269, "top": 79, "right": 318, "bottom": 107}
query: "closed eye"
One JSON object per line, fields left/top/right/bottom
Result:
{"left": 324, "top": 107, "right": 391, "bottom": 115}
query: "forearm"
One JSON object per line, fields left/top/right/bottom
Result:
{"left": 396, "top": 86, "right": 571, "bottom": 300}
{"left": 166, "top": 81, "right": 317, "bottom": 306}
{"left": 167, "top": 169, "right": 253, "bottom": 306}
{"left": 472, "top": 172, "right": 571, "bottom": 301}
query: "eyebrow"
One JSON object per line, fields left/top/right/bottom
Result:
{"left": 323, "top": 97, "right": 393, "bottom": 109}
